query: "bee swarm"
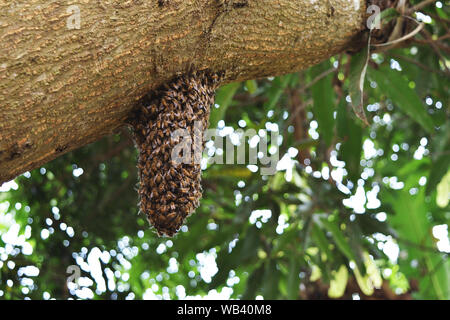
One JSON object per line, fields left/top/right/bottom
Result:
{"left": 131, "top": 71, "right": 221, "bottom": 237}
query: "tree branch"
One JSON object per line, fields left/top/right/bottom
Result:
{"left": 0, "top": 0, "right": 367, "bottom": 184}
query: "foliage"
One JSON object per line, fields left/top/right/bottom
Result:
{"left": 0, "top": 1, "right": 448, "bottom": 300}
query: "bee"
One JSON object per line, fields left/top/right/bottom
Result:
{"left": 141, "top": 107, "right": 150, "bottom": 117}
{"left": 178, "top": 187, "right": 189, "bottom": 194}
{"left": 188, "top": 93, "right": 196, "bottom": 101}
{"left": 149, "top": 104, "right": 158, "bottom": 115}
{"left": 178, "top": 197, "right": 188, "bottom": 203}
{"left": 157, "top": 214, "right": 166, "bottom": 224}
{"left": 166, "top": 211, "right": 178, "bottom": 221}
{"left": 165, "top": 191, "right": 175, "bottom": 200}
{"left": 142, "top": 166, "right": 150, "bottom": 176}
{"left": 181, "top": 168, "right": 191, "bottom": 177}
{"left": 169, "top": 167, "right": 178, "bottom": 176}
{"left": 212, "top": 73, "right": 220, "bottom": 83}
{"left": 161, "top": 98, "right": 169, "bottom": 109}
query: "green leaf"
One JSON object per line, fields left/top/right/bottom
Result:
{"left": 287, "top": 255, "right": 300, "bottom": 299}
{"left": 239, "top": 226, "right": 260, "bottom": 262}
{"left": 242, "top": 264, "right": 265, "bottom": 299}
{"left": 265, "top": 74, "right": 293, "bottom": 110}
{"left": 352, "top": 252, "right": 383, "bottom": 296}
{"left": 245, "top": 80, "right": 258, "bottom": 94}
{"left": 436, "top": 168, "right": 450, "bottom": 208}
{"left": 353, "top": 265, "right": 374, "bottom": 296}
{"left": 369, "top": 67, "right": 435, "bottom": 133}
{"left": 209, "top": 226, "right": 260, "bottom": 290}
{"left": 319, "top": 217, "right": 358, "bottom": 264}
{"left": 262, "top": 260, "right": 280, "bottom": 299}
{"left": 328, "top": 265, "right": 348, "bottom": 298}
{"left": 380, "top": 8, "right": 399, "bottom": 23}
{"left": 382, "top": 179, "right": 449, "bottom": 299}
{"left": 348, "top": 46, "right": 370, "bottom": 125}
{"left": 419, "top": 254, "right": 450, "bottom": 300}
{"left": 310, "top": 61, "right": 336, "bottom": 146}
{"left": 427, "top": 123, "right": 450, "bottom": 195}
{"left": 436, "top": 5, "right": 449, "bottom": 19}
{"left": 336, "top": 99, "right": 363, "bottom": 182}
{"left": 311, "top": 223, "right": 333, "bottom": 261}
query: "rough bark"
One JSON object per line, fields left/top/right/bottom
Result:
{"left": 0, "top": 0, "right": 367, "bottom": 184}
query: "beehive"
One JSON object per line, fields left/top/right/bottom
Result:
{"left": 131, "top": 71, "right": 221, "bottom": 236}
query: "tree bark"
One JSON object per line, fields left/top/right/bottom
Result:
{"left": 0, "top": 0, "right": 367, "bottom": 184}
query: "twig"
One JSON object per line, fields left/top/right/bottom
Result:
{"left": 406, "top": 0, "right": 438, "bottom": 15}
{"left": 413, "top": 37, "right": 450, "bottom": 54}
{"left": 372, "top": 21, "right": 424, "bottom": 47}
{"left": 390, "top": 53, "right": 447, "bottom": 76}
{"left": 298, "top": 67, "right": 338, "bottom": 94}
{"left": 395, "top": 237, "right": 446, "bottom": 254}
{"left": 419, "top": 28, "right": 450, "bottom": 74}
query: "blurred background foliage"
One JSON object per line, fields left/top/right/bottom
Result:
{"left": 0, "top": 1, "right": 449, "bottom": 300}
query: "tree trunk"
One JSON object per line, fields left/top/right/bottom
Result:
{"left": 0, "top": 0, "right": 367, "bottom": 184}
